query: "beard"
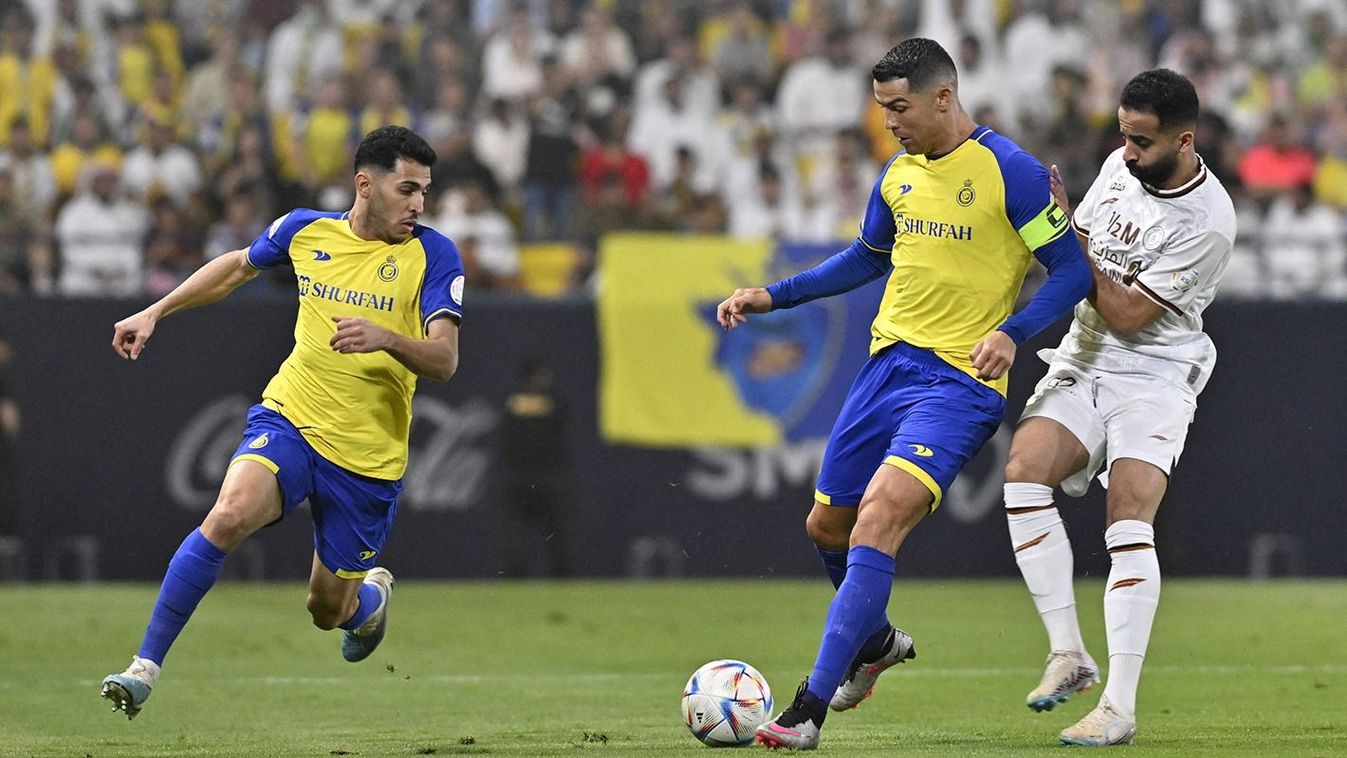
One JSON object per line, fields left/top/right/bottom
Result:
{"left": 1125, "top": 152, "right": 1180, "bottom": 187}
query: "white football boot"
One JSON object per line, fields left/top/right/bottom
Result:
{"left": 1059, "top": 695, "right": 1137, "bottom": 746}
{"left": 1026, "top": 650, "right": 1099, "bottom": 712}
{"left": 100, "top": 656, "right": 160, "bottom": 720}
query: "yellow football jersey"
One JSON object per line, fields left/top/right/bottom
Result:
{"left": 248, "top": 210, "right": 464, "bottom": 479}
{"left": 858, "top": 126, "right": 1072, "bottom": 394}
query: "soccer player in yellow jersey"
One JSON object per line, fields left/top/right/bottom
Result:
{"left": 716, "top": 39, "right": 1092, "bottom": 749}
{"left": 100, "top": 126, "right": 465, "bottom": 720}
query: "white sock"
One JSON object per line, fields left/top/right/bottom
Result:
{"left": 1005, "top": 483, "right": 1084, "bottom": 653}
{"left": 1101, "top": 519, "right": 1160, "bottom": 718}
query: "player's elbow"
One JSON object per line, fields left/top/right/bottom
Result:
{"left": 426, "top": 352, "right": 458, "bottom": 382}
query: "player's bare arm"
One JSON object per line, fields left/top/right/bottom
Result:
{"left": 330, "top": 315, "right": 459, "bottom": 381}
{"left": 969, "top": 330, "right": 1017, "bottom": 381}
{"left": 715, "top": 287, "right": 772, "bottom": 330}
{"left": 112, "top": 249, "right": 260, "bottom": 360}
{"left": 1048, "top": 164, "right": 1162, "bottom": 338}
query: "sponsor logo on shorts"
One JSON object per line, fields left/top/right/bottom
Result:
{"left": 248, "top": 433, "right": 269, "bottom": 449}
{"left": 359, "top": 550, "right": 377, "bottom": 560}
{"left": 908, "top": 444, "right": 935, "bottom": 457}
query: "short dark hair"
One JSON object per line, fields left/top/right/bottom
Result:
{"left": 1119, "top": 69, "right": 1199, "bottom": 130}
{"left": 871, "top": 38, "right": 958, "bottom": 91}
{"left": 353, "top": 125, "right": 436, "bottom": 174}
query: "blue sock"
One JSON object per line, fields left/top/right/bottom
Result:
{"left": 806, "top": 546, "right": 895, "bottom": 702}
{"left": 338, "top": 581, "right": 382, "bottom": 631}
{"left": 138, "top": 529, "right": 227, "bottom": 665}
{"left": 816, "top": 545, "right": 893, "bottom": 654}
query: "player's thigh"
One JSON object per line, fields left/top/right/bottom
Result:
{"left": 201, "top": 459, "right": 284, "bottom": 550}
{"left": 206, "top": 404, "right": 322, "bottom": 549}
{"left": 1019, "top": 364, "right": 1105, "bottom": 493}
{"left": 1005, "top": 416, "right": 1090, "bottom": 487}
{"left": 851, "top": 464, "right": 938, "bottom": 555}
{"left": 814, "top": 353, "right": 907, "bottom": 508}
{"left": 309, "top": 459, "right": 403, "bottom": 580}
{"left": 1104, "top": 457, "right": 1169, "bottom": 525}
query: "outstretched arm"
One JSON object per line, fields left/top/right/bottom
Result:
{"left": 330, "top": 315, "right": 459, "bottom": 382}
{"left": 111, "top": 249, "right": 260, "bottom": 360}
{"left": 716, "top": 239, "right": 891, "bottom": 330}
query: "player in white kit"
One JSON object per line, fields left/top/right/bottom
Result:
{"left": 1001, "top": 69, "right": 1236, "bottom": 746}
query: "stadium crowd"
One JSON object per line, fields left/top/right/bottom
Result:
{"left": 0, "top": 0, "right": 1344, "bottom": 299}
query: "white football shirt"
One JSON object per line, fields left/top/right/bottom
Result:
{"left": 1058, "top": 147, "right": 1237, "bottom": 392}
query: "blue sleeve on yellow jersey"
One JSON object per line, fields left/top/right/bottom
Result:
{"left": 990, "top": 149, "right": 1091, "bottom": 344}
{"left": 857, "top": 154, "right": 903, "bottom": 253}
{"left": 766, "top": 239, "right": 891, "bottom": 309}
{"left": 416, "top": 226, "right": 465, "bottom": 329}
{"left": 247, "top": 209, "right": 332, "bottom": 269}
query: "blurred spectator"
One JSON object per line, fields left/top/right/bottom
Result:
{"left": 707, "top": 2, "right": 775, "bottom": 91}
{"left": 1238, "top": 114, "right": 1318, "bottom": 202}
{"left": 143, "top": 196, "right": 204, "bottom": 296}
{"left": 559, "top": 4, "right": 635, "bottom": 87}
{"left": 481, "top": 2, "right": 556, "bottom": 103}
{"left": 53, "top": 159, "right": 149, "bottom": 296}
{"left": 628, "top": 74, "right": 724, "bottom": 193}
{"left": 0, "top": 118, "right": 57, "bottom": 226}
{"left": 776, "top": 0, "right": 834, "bottom": 66}
{"left": 634, "top": 35, "right": 720, "bottom": 121}
{"left": 413, "top": 34, "right": 475, "bottom": 112}
{"left": 0, "top": 6, "right": 56, "bottom": 148}
{"left": 216, "top": 124, "right": 280, "bottom": 215}
{"left": 775, "top": 29, "right": 866, "bottom": 181}
{"left": 1297, "top": 32, "right": 1347, "bottom": 114}
{"left": 0, "top": 164, "right": 34, "bottom": 293}
{"left": 358, "top": 66, "right": 416, "bottom": 137}
{"left": 121, "top": 116, "right": 204, "bottom": 207}
{"left": 579, "top": 115, "right": 647, "bottom": 214}
{"left": 1312, "top": 106, "right": 1347, "bottom": 210}
{"left": 433, "top": 180, "right": 521, "bottom": 291}
{"left": 917, "top": 0, "right": 998, "bottom": 57}
{"left": 473, "top": 97, "right": 529, "bottom": 195}
{"left": 183, "top": 34, "right": 243, "bottom": 138}
{"left": 1003, "top": 0, "right": 1087, "bottom": 132}
{"left": 521, "top": 59, "right": 581, "bottom": 241}
{"left": 204, "top": 191, "right": 262, "bottom": 259}
{"left": 1262, "top": 183, "right": 1347, "bottom": 299}
{"left": 290, "top": 75, "right": 356, "bottom": 196}
{"left": 263, "top": 0, "right": 343, "bottom": 113}
{"left": 729, "top": 163, "right": 807, "bottom": 241}
{"left": 802, "top": 129, "right": 877, "bottom": 241}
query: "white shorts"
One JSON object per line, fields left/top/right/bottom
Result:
{"left": 1020, "top": 356, "right": 1198, "bottom": 497}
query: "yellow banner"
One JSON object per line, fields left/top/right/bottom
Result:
{"left": 598, "top": 233, "right": 782, "bottom": 447}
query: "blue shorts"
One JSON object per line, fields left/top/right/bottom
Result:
{"left": 230, "top": 404, "right": 402, "bottom": 578}
{"left": 815, "top": 342, "right": 1005, "bottom": 511}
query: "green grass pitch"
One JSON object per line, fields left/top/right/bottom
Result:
{"left": 2, "top": 579, "right": 1344, "bottom": 756}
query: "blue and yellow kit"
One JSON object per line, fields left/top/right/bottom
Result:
{"left": 230, "top": 209, "right": 464, "bottom": 575}
{"left": 771, "top": 126, "right": 1090, "bottom": 509}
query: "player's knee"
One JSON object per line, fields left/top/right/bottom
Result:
{"left": 306, "top": 593, "right": 347, "bottom": 630}
{"left": 805, "top": 505, "right": 851, "bottom": 549}
{"left": 200, "top": 504, "right": 256, "bottom": 550}
{"left": 1003, "top": 448, "right": 1039, "bottom": 484}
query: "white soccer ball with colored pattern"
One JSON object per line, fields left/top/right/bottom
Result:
{"left": 681, "top": 659, "right": 773, "bottom": 747}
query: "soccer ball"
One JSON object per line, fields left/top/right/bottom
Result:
{"left": 681, "top": 659, "right": 773, "bottom": 747}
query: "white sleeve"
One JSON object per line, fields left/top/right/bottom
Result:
{"left": 1131, "top": 229, "right": 1232, "bottom": 316}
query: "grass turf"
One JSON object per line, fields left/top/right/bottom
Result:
{"left": 1, "top": 579, "right": 1344, "bottom": 756}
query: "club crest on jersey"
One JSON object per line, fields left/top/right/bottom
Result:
{"left": 956, "top": 179, "right": 975, "bottom": 206}
{"left": 1142, "top": 225, "right": 1166, "bottom": 251}
{"left": 378, "top": 255, "right": 399, "bottom": 282}
{"left": 1172, "top": 268, "right": 1200, "bottom": 293}
{"left": 249, "top": 433, "right": 269, "bottom": 449}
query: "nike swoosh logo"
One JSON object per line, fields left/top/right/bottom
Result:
{"left": 909, "top": 444, "right": 934, "bottom": 457}
{"left": 313, "top": 250, "right": 332, "bottom": 261}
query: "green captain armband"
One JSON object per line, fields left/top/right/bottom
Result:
{"left": 1017, "top": 200, "right": 1070, "bottom": 250}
